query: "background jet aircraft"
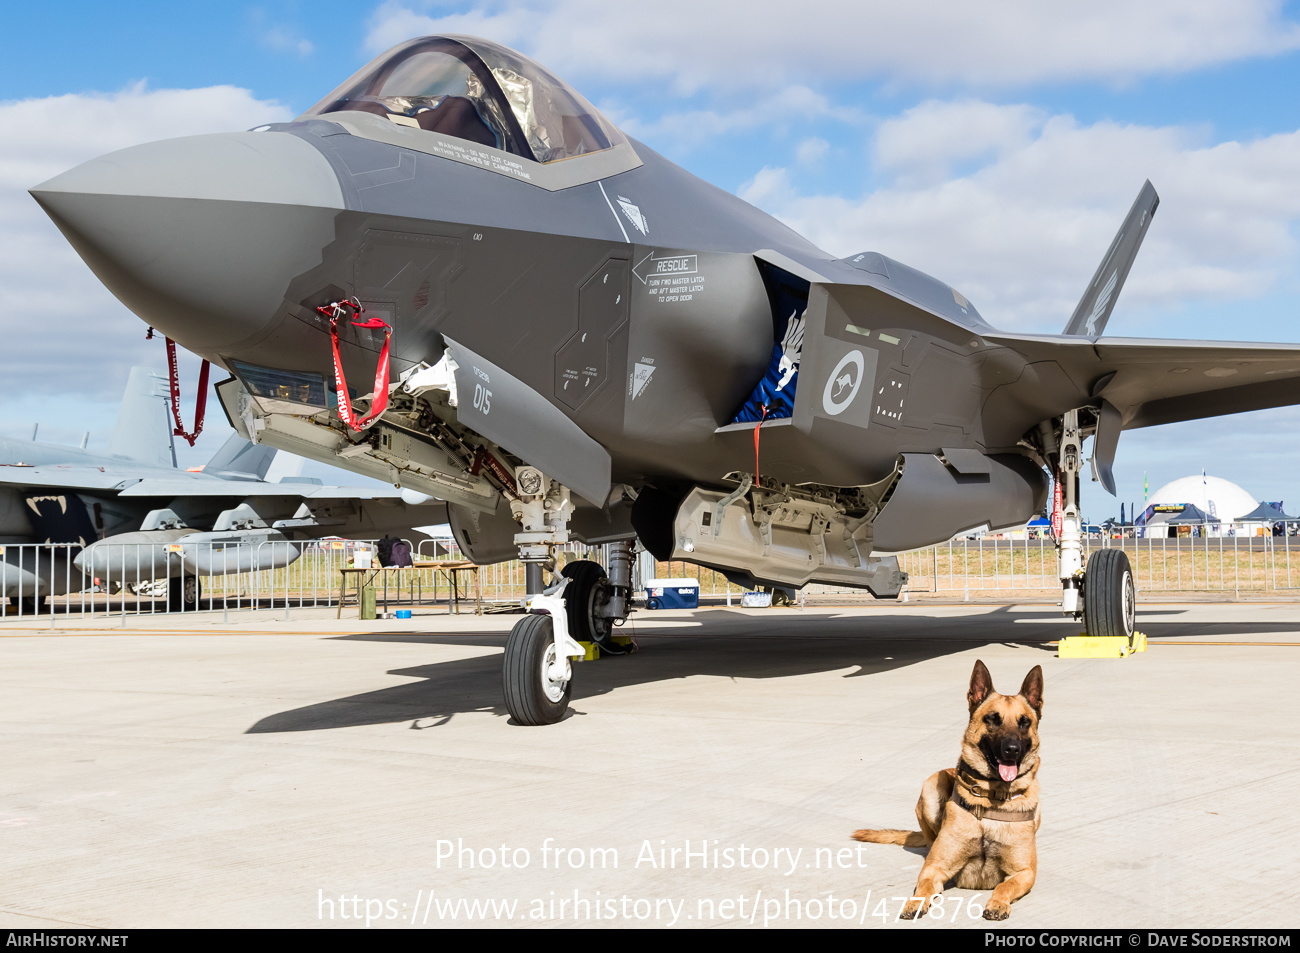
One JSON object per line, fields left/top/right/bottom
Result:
{"left": 0, "top": 366, "right": 447, "bottom": 611}
{"left": 30, "top": 35, "right": 1300, "bottom": 721}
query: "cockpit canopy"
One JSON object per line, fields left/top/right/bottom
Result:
{"left": 304, "top": 35, "right": 628, "bottom": 165}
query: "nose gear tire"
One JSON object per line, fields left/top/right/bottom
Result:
{"left": 503, "top": 613, "right": 570, "bottom": 725}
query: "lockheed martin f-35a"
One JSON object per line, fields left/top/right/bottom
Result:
{"left": 31, "top": 36, "right": 1300, "bottom": 722}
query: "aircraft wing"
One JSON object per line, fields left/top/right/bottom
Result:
{"left": 984, "top": 333, "right": 1300, "bottom": 429}
{"left": 1091, "top": 337, "right": 1300, "bottom": 428}
{"left": 302, "top": 487, "right": 413, "bottom": 500}
{"left": 0, "top": 465, "right": 137, "bottom": 491}
{"left": 116, "top": 479, "right": 414, "bottom": 498}
{"left": 117, "top": 479, "right": 317, "bottom": 497}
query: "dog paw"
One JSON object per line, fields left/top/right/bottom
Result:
{"left": 982, "top": 901, "right": 1011, "bottom": 921}
{"left": 900, "top": 899, "right": 925, "bottom": 920}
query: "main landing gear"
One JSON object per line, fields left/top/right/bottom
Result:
{"left": 1083, "top": 548, "right": 1136, "bottom": 640}
{"left": 500, "top": 468, "right": 635, "bottom": 725}
{"left": 1053, "top": 409, "right": 1136, "bottom": 642}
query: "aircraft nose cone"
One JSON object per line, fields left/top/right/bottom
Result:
{"left": 31, "top": 131, "right": 344, "bottom": 350}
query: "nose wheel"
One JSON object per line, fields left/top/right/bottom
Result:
{"left": 502, "top": 613, "right": 571, "bottom": 725}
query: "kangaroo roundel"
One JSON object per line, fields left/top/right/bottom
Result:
{"left": 822, "top": 350, "right": 865, "bottom": 416}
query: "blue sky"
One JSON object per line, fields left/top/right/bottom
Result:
{"left": 4, "top": 1, "right": 1300, "bottom": 520}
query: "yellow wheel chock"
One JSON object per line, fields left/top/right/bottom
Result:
{"left": 1057, "top": 631, "right": 1148, "bottom": 658}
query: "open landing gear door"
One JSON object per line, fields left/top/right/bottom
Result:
{"left": 444, "top": 337, "right": 611, "bottom": 506}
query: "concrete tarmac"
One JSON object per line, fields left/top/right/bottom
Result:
{"left": 0, "top": 601, "right": 1297, "bottom": 930}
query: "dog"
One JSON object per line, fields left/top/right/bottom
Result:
{"left": 852, "top": 659, "right": 1043, "bottom": 921}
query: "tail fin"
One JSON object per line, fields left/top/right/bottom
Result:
{"left": 1062, "top": 180, "right": 1159, "bottom": 338}
{"left": 109, "top": 367, "right": 176, "bottom": 467}
{"left": 202, "top": 433, "right": 278, "bottom": 481}
{"left": 851, "top": 829, "right": 928, "bottom": 847}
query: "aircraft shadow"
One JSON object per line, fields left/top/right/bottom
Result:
{"left": 247, "top": 607, "right": 1065, "bottom": 733}
{"left": 245, "top": 607, "right": 1300, "bottom": 733}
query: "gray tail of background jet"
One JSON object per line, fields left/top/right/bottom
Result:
{"left": 1061, "top": 180, "right": 1159, "bottom": 338}
{"left": 108, "top": 367, "right": 176, "bottom": 468}
{"left": 105, "top": 366, "right": 280, "bottom": 479}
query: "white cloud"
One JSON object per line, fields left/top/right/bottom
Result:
{"left": 873, "top": 100, "right": 1043, "bottom": 186}
{"left": 795, "top": 137, "right": 830, "bottom": 167}
{"left": 613, "top": 86, "right": 848, "bottom": 154}
{"left": 0, "top": 85, "right": 292, "bottom": 401}
{"left": 740, "top": 103, "right": 1300, "bottom": 332}
{"left": 262, "top": 27, "right": 315, "bottom": 57}
{"left": 248, "top": 8, "right": 316, "bottom": 58}
{"left": 365, "top": 0, "right": 1300, "bottom": 91}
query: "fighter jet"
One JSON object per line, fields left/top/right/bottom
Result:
{"left": 1, "top": 366, "right": 446, "bottom": 612}
{"left": 30, "top": 35, "right": 1300, "bottom": 722}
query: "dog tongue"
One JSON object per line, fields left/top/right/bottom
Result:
{"left": 998, "top": 762, "right": 1019, "bottom": 782}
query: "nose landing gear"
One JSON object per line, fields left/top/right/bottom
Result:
{"left": 500, "top": 469, "right": 636, "bottom": 724}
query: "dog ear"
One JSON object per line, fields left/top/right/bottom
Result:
{"left": 968, "top": 659, "right": 995, "bottom": 713}
{"left": 1019, "top": 665, "right": 1044, "bottom": 717}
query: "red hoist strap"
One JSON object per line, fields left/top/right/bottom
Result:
{"left": 320, "top": 299, "right": 393, "bottom": 431}
{"left": 165, "top": 337, "right": 210, "bottom": 447}
{"left": 1052, "top": 469, "right": 1064, "bottom": 538}
{"left": 753, "top": 403, "right": 769, "bottom": 485}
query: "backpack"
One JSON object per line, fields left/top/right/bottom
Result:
{"left": 390, "top": 541, "right": 412, "bottom": 567}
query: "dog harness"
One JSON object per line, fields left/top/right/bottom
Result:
{"left": 952, "top": 790, "right": 1037, "bottom": 823}
{"left": 954, "top": 762, "right": 1038, "bottom": 822}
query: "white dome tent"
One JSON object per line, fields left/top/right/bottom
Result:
{"left": 1139, "top": 474, "right": 1261, "bottom": 537}
{"left": 1148, "top": 475, "right": 1257, "bottom": 522}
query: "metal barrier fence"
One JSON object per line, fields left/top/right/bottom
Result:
{"left": 3, "top": 519, "right": 1297, "bottom": 622}
{"left": 644, "top": 522, "right": 1300, "bottom": 598}
{"left": 889, "top": 520, "right": 1300, "bottom": 596}
{"left": 0, "top": 537, "right": 619, "bottom": 622}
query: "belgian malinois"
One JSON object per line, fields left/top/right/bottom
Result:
{"left": 852, "top": 660, "right": 1043, "bottom": 920}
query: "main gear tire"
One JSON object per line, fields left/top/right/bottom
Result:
{"left": 561, "top": 560, "right": 618, "bottom": 650}
{"left": 1083, "top": 549, "right": 1135, "bottom": 639}
{"left": 502, "top": 613, "right": 570, "bottom": 725}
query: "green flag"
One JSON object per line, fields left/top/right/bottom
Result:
{"left": 1144, "top": 472, "right": 1149, "bottom": 501}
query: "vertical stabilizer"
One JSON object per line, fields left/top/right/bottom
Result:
{"left": 109, "top": 367, "right": 176, "bottom": 467}
{"left": 1062, "top": 180, "right": 1159, "bottom": 338}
